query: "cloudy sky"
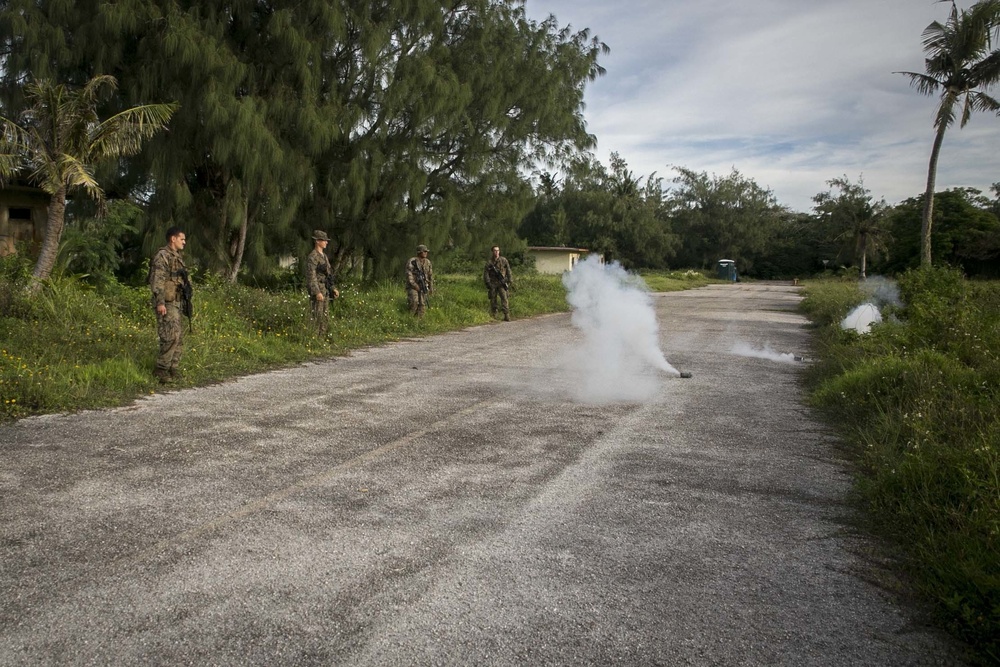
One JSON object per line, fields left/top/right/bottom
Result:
{"left": 523, "top": 0, "right": 1000, "bottom": 213}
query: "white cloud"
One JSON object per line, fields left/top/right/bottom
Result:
{"left": 525, "top": 0, "right": 1000, "bottom": 211}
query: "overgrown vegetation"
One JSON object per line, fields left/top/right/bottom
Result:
{"left": 2, "top": 1, "right": 999, "bottom": 293}
{"left": 801, "top": 268, "right": 1000, "bottom": 664}
{"left": 0, "top": 0, "right": 608, "bottom": 281}
{"left": 0, "top": 257, "right": 713, "bottom": 422}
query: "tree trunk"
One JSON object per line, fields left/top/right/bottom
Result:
{"left": 225, "top": 194, "right": 249, "bottom": 284}
{"left": 859, "top": 231, "right": 868, "bottom": 280}
{"left": 330, "top": 244, "right": 347, "bottom": 278}
{"left": 362, "top": 253, "right": 375, "bottom": 284}
{"left": 921, "top": 120, "right": 949, "bottom": 267}
{"left": 29, "top": 185, "right": 67, "bottom": 294}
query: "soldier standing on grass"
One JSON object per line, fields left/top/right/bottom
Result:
{"left": 406, "top": 244, "right": 434, "bottom": 317}
{"left": 483, "top": 245, "right": 513, "bottom": 321}
{"left": 306, "top": 230, "right": 339, "bottom": 335}
{"left": 149, "top": 226, "right": 190, "bottom": 383}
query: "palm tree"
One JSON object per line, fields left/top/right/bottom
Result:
{"left": 812, "top": 176, "right": 889, "bottom": 280}
{"left": 0, "top": 75, "right": 177, "bottom": 291}
{"left": 897, "top": 0, "right": 1000, "bottom": 267}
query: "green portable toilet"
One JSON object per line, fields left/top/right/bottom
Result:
{"left": 717, "top": 259, "right": 738, "bottom": 282}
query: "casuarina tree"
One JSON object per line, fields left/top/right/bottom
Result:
{"left": 0, "top": 75, "right": 176, "bottom": 292}
{"left": 1, "top": 1, "right": 605, "bottom": 282}
{"left": 896, "top": 0, "right": 1000, "bottom": 266}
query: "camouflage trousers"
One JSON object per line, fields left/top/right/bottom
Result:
{"left": 156, "top": 302, "right": 184, "bottom": 372}
{"left": 311, "top": 296, "right": 329, "bottom": 335}
{"left": 407, "top": 288, "right": 428, "bottom": 317}
{"left": 487, "top": 285, "right": 509, "bottom": 319}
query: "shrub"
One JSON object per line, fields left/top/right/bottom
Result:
{"left": 804, "top": 276, "right": 1000, "bottom": 662}
{"left": 799, "top": 279, "right": 863, "bottom": 327}
{"left": 0, "top": 251, "right": 33, "bottom": 319}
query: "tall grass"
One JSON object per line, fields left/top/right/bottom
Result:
{"left": 801, "top": 268, "right": 1000, "bottom": 665}
{"left": 637, "top": 268, "right": 716, "bottom": 292}
{"left": 0, "top": 257, "right": 579, "bottom": 421}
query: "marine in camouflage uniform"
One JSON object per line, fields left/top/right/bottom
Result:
{"left": 306, "top": 230, "right": 339, "bottom": 335}
{"left": 405, "top": 244, "right": 434, "bottom": 317}
{"left": 483, "top": 245, "right": 513, "bottom": 321}
{"left": 149, "top": 227, "right": 188, "bottom": 383}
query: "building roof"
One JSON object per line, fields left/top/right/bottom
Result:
{"left": 0, "top": 182, "right": 48, "bottom": 194}
{"left": 526, "top": 246, "right": 589, "bottom": 252}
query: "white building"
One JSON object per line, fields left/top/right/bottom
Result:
{"left": 526, "top": 246, "right": 593, "bottom": 274}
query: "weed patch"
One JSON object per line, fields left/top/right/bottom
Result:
{"left": 0, "top": 269, "right": 570, "bottom": 421}
{"left": 803, "top": 268, "right": 1000, "bottom": 663}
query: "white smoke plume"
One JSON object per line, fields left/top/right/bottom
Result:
{"left": 840, "top": 276, "right": 897, "bottom": 334}
{"left": 860, "top": 275, "right": 902, "bottom": 309}
{"left": 841, "top": 303, "right": 882, "bottom": 334}
{"left": 730, "top": 342, "right": 798, "bottom": 364}
{"left": 561, "top": 256, "right": 679, "bottom": 403}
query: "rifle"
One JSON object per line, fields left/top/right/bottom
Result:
{"left": 177, "top": 268, "right": 194, "bottom": 332}
{"left": 411, "top": 259, "right": 429, "bottom": 295}
{"left": 318, "top": 263, "right": 338, "bottom": 299}
{"left": 487, "top": 262, "right": 510, "bottom": 291}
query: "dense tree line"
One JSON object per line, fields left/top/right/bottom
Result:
{"left": 3, "top": 1, "right": 999, "bottom": 283}
{"left": 1, "top": 0, "right": 607, "bottom": 282}
{"left": 520, "top": 158, "right": 1000, "bottom": 279}
{"left": 519, "top": 153, "right": 679, "bottom": 269}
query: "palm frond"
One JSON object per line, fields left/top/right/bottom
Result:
{"left": 0, "top": 152, "right": 24, "bottom": 181}
{"left": 961, "top": 94, "right": 975, "bottom": 126}
{"left": 936, "top": 92, "right": 958, "bottom": 128}
{"left": 88, "top": 103, "right": 179, "bottom": 159}
{"left": 965, "top": 90, "right": 1000, "bottom": 121}
{"left": 967, "top": 48, "right": 1000, "bottom": 87}
{"left": 0, "top": 117, "right": 33, "bottom": 181}
{"left": 28, "top": 160, "right": 62, "bottom": 195}
{"left": 78, "top": 74, "right": 117, "bottom": 102}
{"left": 896, "top": 71, "right": 942, "bottom": 96}
{"left": 921, "top": 20, "right": 950, "bottom": 57}
{"left": 966, "top": 0, "right": 1000, "bottom": 33}
{"left": 56, "top": 154, "right": 102, "bottom": 198}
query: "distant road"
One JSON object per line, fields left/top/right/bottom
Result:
{"left": 0, "top": 283, "right": 962, "bottom": 666}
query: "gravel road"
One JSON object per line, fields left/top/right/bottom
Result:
{"left": 0, "top": 283, "right": 964, "bottom": 666}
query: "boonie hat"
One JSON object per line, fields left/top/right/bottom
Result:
{"left": 416, "top": 244, "right": 429, "bottom": 253}
{"left": 313, "top": 230, "right": 330, "bottom": 241}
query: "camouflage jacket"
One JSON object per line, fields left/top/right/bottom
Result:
{"left": 406, "top": 256, "right": 433, "bottom": 293}
{"left": 306, "top": 248, "right": 332, "bottom": 298}
{"left": 149, "top": 246, "right": 186, "bottom": 307}
{"left": 483, "top": 256, "right": 512, "bottom": 288}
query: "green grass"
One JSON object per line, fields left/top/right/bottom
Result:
{"left": 10, "top": 263, "right": 991, "bottom": 656}
{"left": 0, "top": 267, "right": 717, "bottom": 421}
{"left": 0, "top": 264, "right": 582, "bottom": 421}
{"left": 800, "top": 268, "right": 1000, "bottom": 665}
{"left": 637, "top": 268, "right": 717, "bottom": 292}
